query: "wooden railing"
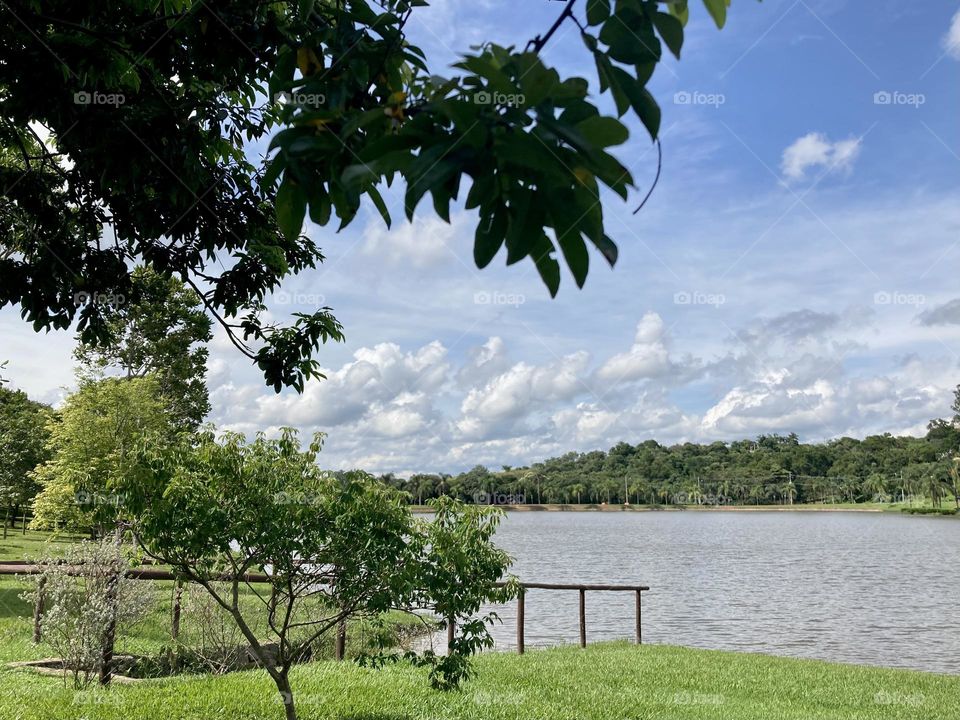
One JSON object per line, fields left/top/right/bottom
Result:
{"left": 1, "top": 564, "right": 649, "bottom": 658}
{"left": 484, "top": 582, "right": 650, "bottom": 654}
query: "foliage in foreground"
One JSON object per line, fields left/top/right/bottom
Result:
{"left": 0, "top": 0, "right": 743, "bottom": 391}
{"left": 124, "top": 428, "right": 517, "bottom": 719}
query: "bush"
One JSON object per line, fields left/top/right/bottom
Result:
{"left": 20, "top": 537, "right": 154, "bottom": 687}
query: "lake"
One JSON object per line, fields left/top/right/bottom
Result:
{"left": 470, "top": 511, "right": 960, "bottom": 674}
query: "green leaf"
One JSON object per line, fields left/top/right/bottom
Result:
{"left": 556, "top": 231, "right": 589, "bottom": 288}
{"left": 474, "top": 205, "right": 507, "bottom": 268}
{"left": 610, "top": 67, "right": 661, "bottom": 140}
{"left": 367, "top": 185, "right": 391, "bottom": 228}
{"left": 653, "top": 12, "right": 684, "bottom": 59}
{"left": 586, "top": 0, "right": 610, "bottom": 26}
{"left": 532, "top": 235, "right": 561, "bottom": 297}
{"left": 276, "top": 177, "right": 306, "bottom": 240}
{"left": 599, "top": 15, "right": 661, "bottom": 64}
{"left": 702, "top": 0, "right": 727, "bottom": 29}
{"left": 576, "top": 116, "right": 629, "bottom": 148}
{"left": 668, "top": 0, "right": 690, "bottom": 26}
{"left": 592, "top": 233, "right": 619, "bottom": 266}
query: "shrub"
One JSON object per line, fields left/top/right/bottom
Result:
{"left": 20, "top": 537, "right": 154, "bottom": 687}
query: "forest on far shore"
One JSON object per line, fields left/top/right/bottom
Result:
{"left": 381, "top": 418, "right": 960, "bottom": 510}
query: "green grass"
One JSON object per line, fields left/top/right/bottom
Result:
{"left": 0, "top": 529, "right": 87, "bottom": 562}
{"left": 3, "top": 531, "right": 958, "bottom": 719}
{"left": 0, "top": 642, "right": 957, "bottom": 719}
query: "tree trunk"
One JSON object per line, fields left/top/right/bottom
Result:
{"left": 99, "top": 525, "right": 123, "bottom": 685}
{"left": 276, "top": 672, "right": 298, "bottom": 720}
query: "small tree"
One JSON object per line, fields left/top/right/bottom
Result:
{"left": 20, "top": 539, "right": 153, "bottom": 688}
{"left": 125, "top": 429, "right": 516, "bottom": 720}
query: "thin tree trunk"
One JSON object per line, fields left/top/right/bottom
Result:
{"left": 99, "top": 525, "right": 123, "bottom": 685}
{"left": 276, "top": 671, "right": 298, "bottom": 720}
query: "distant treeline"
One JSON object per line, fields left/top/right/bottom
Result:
{"left": 374, "top": 424, "right": 960, "bottom": 509}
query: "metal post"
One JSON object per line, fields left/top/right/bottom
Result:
{"left": 517, "top": 590, "right": 525, "bottom": 655}
{"left": 578, "top": 588, "right": 586, "bottom": 648}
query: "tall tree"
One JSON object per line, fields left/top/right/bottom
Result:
{"left": 0, "top": 386, "right": 52, "bottom": 529}
{"left": 31, "top": 377, "right": 174, "bottom": 533}
{"left": 74, "top": 266, "right": 213, "bottom": 430}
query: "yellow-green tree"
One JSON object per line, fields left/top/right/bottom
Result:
{"left": 31, "top": 376, "right": 173, "bottom": 534}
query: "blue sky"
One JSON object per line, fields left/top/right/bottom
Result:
{"left": 3, "top": 0, "right": 960, "bottom": 474}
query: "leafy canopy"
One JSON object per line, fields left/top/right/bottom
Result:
{"left": 31, "top": 376, "right": 175, "bottom": 532}
{"left": 0, "top": 386, "right": 52, "bottom": 517}
{"left": 74, "top": 266, "right": 213, "bottom": 431}
{"left": 0, "top": 0, "right": 734, "bottom": 391}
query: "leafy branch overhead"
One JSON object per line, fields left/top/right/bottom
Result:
{"left": 0, "top": 0, "right": 735, "bottom": 391}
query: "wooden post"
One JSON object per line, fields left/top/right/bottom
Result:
{"left": 516, "top": 590, "right": 525, "bottom": 655}
{"left": 446, "top": 615, "right": 455, "bottom": 652}
{"left": 635, "top": 590, "right": 642, "bottom": 644}
{"left": 170, "top": 578, "right": 184, "bottom": 672}
{"left": 32, "top": 575, "right": 46, "bottom": 643}
{"left": 578, "top": 588, "right": 586, "bottom": 648}
{"left": 334, "top": 619, "right": 346, "bottom": 661}
{"left": 171, "top": 579, "right": 183, "bottom": 641}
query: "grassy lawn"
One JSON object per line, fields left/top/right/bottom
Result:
{"left": 0, "top": 529, "right": 88, "bottom": 562}
{"left": 0, "top": 641, "right": 956, "bottom": 719}
{"left": 3, "top": 530, "right": 958, "bottom": 719}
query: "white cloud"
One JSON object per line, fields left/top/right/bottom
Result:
{"left": 944, "top": 9, "right": 960, "bottom": 60}
{"left": 781, "top": 132, "right": 861, "bottom": 181}
{"left": 361, "top": 210, "right": 466, "bottom": 268}
{"left": 595, "top": 312, "right": 672, "bottom": 383}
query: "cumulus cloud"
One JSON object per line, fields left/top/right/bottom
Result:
{"left": 781, "top": 132, "right": 861, "bottom": 181}
{"left": 594, "top": 313, "right": 672, "bottom": 383}
{"left": 918, "top": 298, "right": 960, "bottom": 326}
{"left": 361, "top": 213, "right": 467, "bottom": 268}
{"left": 456, "top": 352, "right": 590, "bottom": 440}
{"left": 944, "top": 9, "right": 960, "bottom": 60}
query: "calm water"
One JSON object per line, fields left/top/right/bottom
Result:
{"left": 470, "top": 511, "right": 960, "bottom": 674}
